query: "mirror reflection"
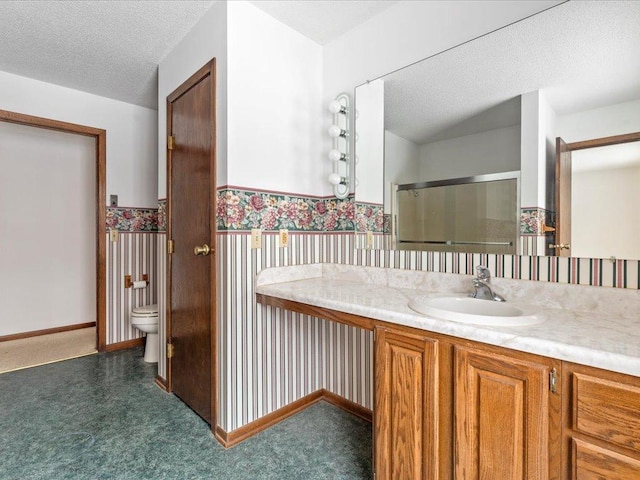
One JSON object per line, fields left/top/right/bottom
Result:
{"left": 395, "top": 172, "right": 519, "bottom": 254}
{"left": 354, "top": 1, "right": 640, "bottom": 260}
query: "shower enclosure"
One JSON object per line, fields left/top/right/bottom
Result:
{"left": 392, "top": 172, "right": 520, "bottom": 254}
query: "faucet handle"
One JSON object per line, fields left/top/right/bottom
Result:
{"left": 476, "top": 265, "right": 491, "bottom": 281}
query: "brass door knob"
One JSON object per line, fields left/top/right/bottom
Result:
{"left": 194, "top": 244, "right": 211, "bottom": 256}
{"left": 549, "top": 243, "right": 570, "bottom": 250}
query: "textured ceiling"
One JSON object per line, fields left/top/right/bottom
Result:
{"left": 248, "top": 0, "right": 398, "bottom": 45}
{"left": 0, "top": 1, "right": 216, "bottom": 109}
{"left": 0, "top": 0, "right": 396, "bottom": 110}
{"left": 382, "top": 1, "right": 640, "bottom": 145}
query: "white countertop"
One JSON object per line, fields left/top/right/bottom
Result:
{"left": 255, "top": 263, "right": 640, "bottom": 377}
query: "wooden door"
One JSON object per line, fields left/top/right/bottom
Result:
{"left": 454, "top": 345, "right": 559, "bottom": 480}
{"left": 374, "top": 327, "right": 440, "bottom": 480}
{"left": 167, "top": 60, "right": 216, "bottom": 425}
{"left": 554, "top": 137, "right": 572, "bottom": 257}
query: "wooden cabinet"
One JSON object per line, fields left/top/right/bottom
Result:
{"left": 454, "top": 345, "right": 561, "bottom": 480}
{"left": 563, "top": 363, "right": 640, "bottom": 479}
{"left": 374, "top": 326, "right": 561, "bottom": 480}
{"left": 257, "top": 293, "right": 640, "bottom": 480}
{"left": 374, "top": 326, "right": 440, "bottom": 480}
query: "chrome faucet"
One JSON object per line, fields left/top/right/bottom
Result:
{"left": 469, "top": 266, "right": 505, "bottom": 302}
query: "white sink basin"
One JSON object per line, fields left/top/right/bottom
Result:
{"left": 408, "top": 296, "right": 542, "bottom": 326}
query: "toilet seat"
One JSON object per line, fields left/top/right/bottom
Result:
{"left": 129, "top": 304, "right": 159, "bottom": 363}
{"left": 131, "top": 304, "right": 158, "bottom": 316}
{"left": 131, "top": 305, "right": 158, "bottom": 325}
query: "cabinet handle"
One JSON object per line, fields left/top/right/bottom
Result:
{"left": 549, "top": 368, "right": 558, "bottom": 394}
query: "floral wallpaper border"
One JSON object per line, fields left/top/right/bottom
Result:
{"left": 355, "top": 202, "right": 386, "bottom": 234}
{"left": 521, "top": 207, "right": 554, "bottom": 235}
{"left": 216, "top": 187, "right": 355, "bottom": 232}
{"left": 154, "top": 194, "right": 553, "bottom": 236}
{"left": 106, "top": 207, "right": 159, "bottom": 232}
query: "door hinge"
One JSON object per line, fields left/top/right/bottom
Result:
{"left": 167, "top": 239, "right": 174, "bottom": 254}
{"left": 167, "top": 343, "right": 174, "bottom": 359}
{"left": 167, "top": 135, "right": 175, "bottom": 150}
{"left": 549, "top": 367, "right": 558, "bottom": 394}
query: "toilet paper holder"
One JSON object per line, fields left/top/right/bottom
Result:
{"left": 125, "top": 274, "right": 149, "bottom": 289}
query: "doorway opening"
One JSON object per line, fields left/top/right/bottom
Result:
{"left": 0, "top": 109, "right": 107, "bottom": 351}
{"left": 554, "top": 131, "right": 640, "bottom": 259}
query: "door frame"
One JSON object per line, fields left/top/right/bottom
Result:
{"left": 0, "top": 109, "right": 107, "bottom": 351}
{"left": 165, "top": 59, "right": 217, "bottom": 427}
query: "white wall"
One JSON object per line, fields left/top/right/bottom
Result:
{"left": 158, "top": 1, "right": 228, "bottom": 198}
{"left": 418, "top": 125, "right": 520, "bottom": 181}
{"left": 354, "top": 79, "right": 384, "bottom": 203}
{"left": 158, "top": 1, "right": 323, "bottom": 197}
{"left": 556, "top": 98, "right": 640, "bottom": 143}
{"left": 0, "top": 70, "right": 157, "bottom": 208}
{"left": 384, "top": 131, "right": 420, "bottom": 213}
{"left": 572, "top": 163, "right": 640, "bottom": 259}
{"left": 226, "top": 1, "right": 323, "bottom": 194}
{"left": 542, "top": 92, "right": 558, "bottom": 210}
{"left": 520, "top": 90, "right": 556, "bottom": 209}
{"left": 0, "top": 122, "right": 96, "bottom": 335}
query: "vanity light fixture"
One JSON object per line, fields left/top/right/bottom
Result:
{"left": 328, "top": 99, "right": 347, "bottom": 114}
{"left": 328, "top": 124, "right": 348, "bottom": 138}
{"left": 327, "top": 93, "right": 350, "bottom": 199}
{"left": 328, "top": 149, "right": 347, "bottom": 162}
{"left": 328, "top": 172, "right": 347, "bottom": 186}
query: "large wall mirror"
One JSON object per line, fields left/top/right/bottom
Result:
{"left": 354, "top": 1, "right": 640, "bottom": 261}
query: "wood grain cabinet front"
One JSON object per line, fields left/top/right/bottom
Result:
{"left": 374, "top": 326, "right": 440, "bottom": 480}
{"left": 454, "top": 345, "right": 562, "bottom": 480}
{"left": 564, "top": 363, "right": 640, "bottom": 479}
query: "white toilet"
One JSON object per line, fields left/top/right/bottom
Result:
{"left": 130, "top": 304, "right": 159, "bottom": 363}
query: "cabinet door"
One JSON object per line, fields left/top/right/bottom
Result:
{"left": 374, "top": 327, "right": 439, "bottom": 480}
{"left": 563, "top": 363, "right": 640, "bottom": 480}
{"left": 454, "top": 345, "right": 557, "bottom": 480}
{"left": 572, "top": 438, "right": 640, "bottom": 480}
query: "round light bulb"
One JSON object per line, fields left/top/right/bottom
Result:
{"left": 328, "top": 173, "right": 343, "bottom": 186}
{"left": 328, "top": 100, "right": 345, "bottom": 114}
{"left": 328, "top": 124, "right": 343, "bottom": 138}
{"left": 328, "top": 149, "right": 344, "bottom": 162}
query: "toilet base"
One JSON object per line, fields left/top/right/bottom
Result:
{"left": 143, "top": 332, "right": 158, "bottom": 363}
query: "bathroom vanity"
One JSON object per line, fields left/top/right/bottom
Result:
{"left": 255, "top": 263, "right": 640, "bottom": 480}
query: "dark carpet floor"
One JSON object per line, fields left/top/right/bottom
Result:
{"left": 0, "top": 347, "right": 372, "bottom": 479}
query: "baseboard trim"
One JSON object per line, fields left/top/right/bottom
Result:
{"left": 320, "top": 389, "right": 373, "bottom": 423}
{"left": 154, "top": 375, "right": 168, "bottom": 392}
{"left": 0, "top": 322, "right": 96, "bottom": 343}
{"left": 104, "top": 337, "right": 144, "bottom": 352}
{"left": 214, "top": 389, "right": 372, "bottom": 448}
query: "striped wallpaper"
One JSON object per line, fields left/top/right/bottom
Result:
{"left": 352, "top": 247, "right": 640, "bottom": 289}
{"left": 154, "top": 186, "right": 639, "bottom": 435}
{"left": 105, "top": 232, "right": 159, "bottom": 345}
{"left": 216, "top": 232, "right": 370, "bottom": 431}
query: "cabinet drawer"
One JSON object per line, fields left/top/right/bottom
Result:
{"left": 573, "top": 438, "right": 640, "bottom": 480}
{"left": 573, "top": 372, "right": 640, "bottom": 452}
